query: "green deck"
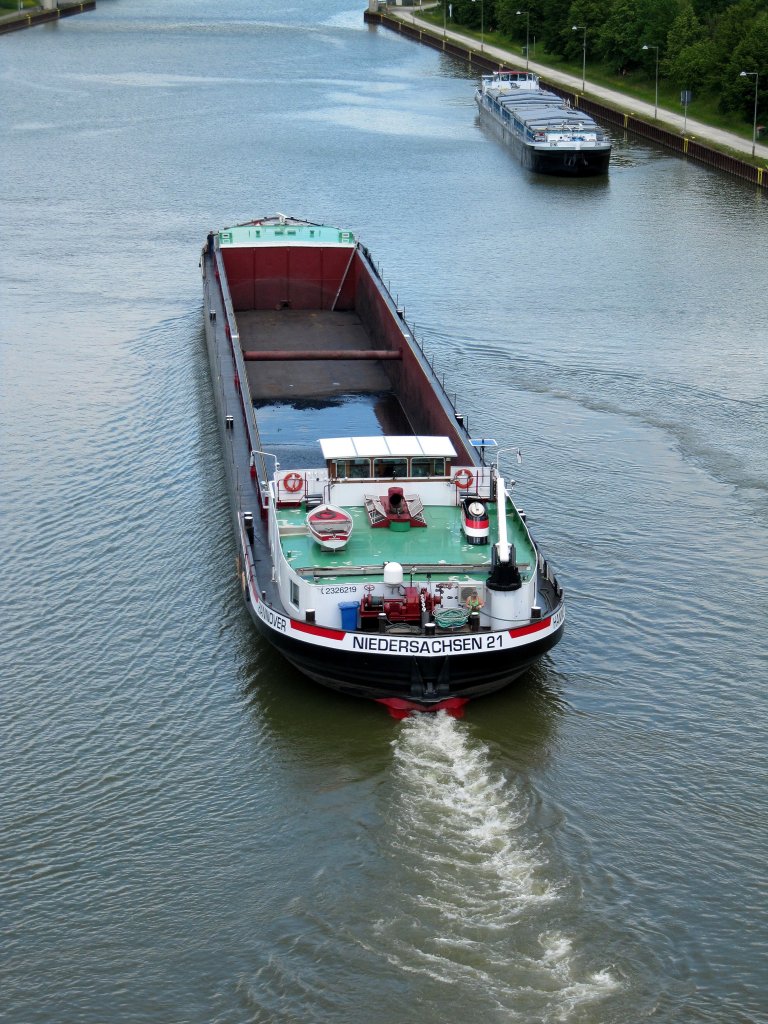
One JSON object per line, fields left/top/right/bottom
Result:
{"left": 278, "top": 504, "right": 535, "bottom": 584}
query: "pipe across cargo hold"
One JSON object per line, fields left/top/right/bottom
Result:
{"left": 242, "top": 349, "right": 402, "bottom": 361}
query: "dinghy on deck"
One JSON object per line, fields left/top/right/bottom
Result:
{"left": 306, "top": 504, "right": 353, "bottom": 551}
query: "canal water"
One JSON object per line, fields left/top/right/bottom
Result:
{"left": 2, "top": 2, "right": 766, "bottom": 1022}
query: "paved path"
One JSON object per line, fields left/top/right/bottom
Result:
{"left": 386, "top": 6, "right": 768, "bottom": 162}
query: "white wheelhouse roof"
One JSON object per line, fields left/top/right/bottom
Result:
{"left": 319, "top": 436, "right": 457, "bottom": 460}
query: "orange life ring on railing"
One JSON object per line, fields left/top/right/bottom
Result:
{"left": 284, "top": 472, "right": 304, "bottom": 493}
{"left": 453, "top": 468, "right": 474, "bottom": 490}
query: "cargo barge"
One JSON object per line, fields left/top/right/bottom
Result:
{"left": 200, "top": 215, "right": 564, "bottom": 716}
{"left": 476, "top": 69, "right": 611, "bottom": 176}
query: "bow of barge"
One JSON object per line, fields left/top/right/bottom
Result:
{"left": 201, "top": 216, "right": 564, "bottom": 714}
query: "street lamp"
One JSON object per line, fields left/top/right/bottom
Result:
{"left": 572, "top": 25, "right": 587, "bottom": 93}
{"left": 740, "top": 70, "right": 759, "bottom": 157}
{"left": 642, "top": 44, "right": 659, "bottom": 120}
{"left": 516, "top": 10, "right": 530, "bottom": 71}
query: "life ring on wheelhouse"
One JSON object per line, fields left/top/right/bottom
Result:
{"left": 283, "top": 472, "right": 304, "bottom": 493}
{"left": 452, "top": 468, "right": 474, "bottom": 490}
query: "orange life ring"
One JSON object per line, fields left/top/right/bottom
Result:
{"left": 284, "top": 472, "right": 304, "bottom": 493}
{"left": 453, "top": 468, "right": 474, "bottom": 490}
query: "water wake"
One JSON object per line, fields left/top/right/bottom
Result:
{"left": 373, "top": 713, "right": 619, "bottom": 1021}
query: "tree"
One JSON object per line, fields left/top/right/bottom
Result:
{"left": 719, "top": 10, "right": 768, "bottom": 116}
{"left": 710, "top": 0, "right": 762, "bottom": 75}
{"left": 453, "top": 0, "right": 499, "bottom": 34}
{"left": 494, "top": 0, "right": 533, "bottom": 42}
{"left": 552, "top": 0, "right": 611, "bottom": 61}
{"left": 641, "top": 0, "right": 685, "bottom": 63}
{"left": 597, "top": 0, "right": 648, "bottom": 70}
{"left": 668, "top": 38, "right": 717, "bottom": 89}
{"left": 664, "top": 3, "right": 705, "bottom": 75}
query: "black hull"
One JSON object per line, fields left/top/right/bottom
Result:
{"left": 246, "top": 601, "right": 564, "bottom": 704}
{"left": 528, "top": 148, "right": 611, "bottom": 177}
{"left": 477, "top": 100, "right": 610, "bottom": 177}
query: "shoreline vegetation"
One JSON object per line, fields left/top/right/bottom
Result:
{"left": 405, "top": 0, "right": 765, "bottom": 156}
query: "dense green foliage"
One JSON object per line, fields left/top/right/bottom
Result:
{"left": 442, "top": 0, "right": 767, "bottom": 120}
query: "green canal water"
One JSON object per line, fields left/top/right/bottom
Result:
{"left": 2, "top": 2, "right": 766, "bottom": 1022}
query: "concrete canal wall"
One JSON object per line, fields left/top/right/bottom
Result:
{"left": 365, "top": 8, "right": 768, "bottom": 190}
{"left": 0, "top": 1, "right": 95, "bottom": 35}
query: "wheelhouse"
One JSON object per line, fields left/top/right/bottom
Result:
{"left": 321, "top": 436, "right": 457, "bottom": 482}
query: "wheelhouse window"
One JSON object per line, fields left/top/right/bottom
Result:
{"left": 330, "top": 458, "right": 371, "bottom": 479}
{"left": 411, "top": 457, "right": 446, "bottom": 478}
{"left": 374, "top": 458, "right": 408, "bottom": 479}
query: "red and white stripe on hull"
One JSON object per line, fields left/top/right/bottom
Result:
{"left": 250, "top": 583, "right": 563, "bottom": 655}
{"left": 243, "top": 575, "right": 562, "bottom": 699}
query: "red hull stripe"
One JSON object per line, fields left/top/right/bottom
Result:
{"left": 291, "top": 620, "right": 345, "bottom": 641}
{"left": 509, "top": 617, "right": 552, "bottom": 638}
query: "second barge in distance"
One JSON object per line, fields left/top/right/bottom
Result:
{"left": 476, "top": 69, "right": 611, "bottom": 176}
{"left": 201, "top": 215, "right": 565, "bottom": 717}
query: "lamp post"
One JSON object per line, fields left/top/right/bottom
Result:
{"left": 740, "top": 70, "right": 759, "bottom": 157}
{"left": 572, "top": 25, "right": 587, "bottom": 93}
{"left": 516, "top": 10, "right": 530, "bottom": 71}
{"left": 642, "top": 44, "right": 659, "bottom": 120}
